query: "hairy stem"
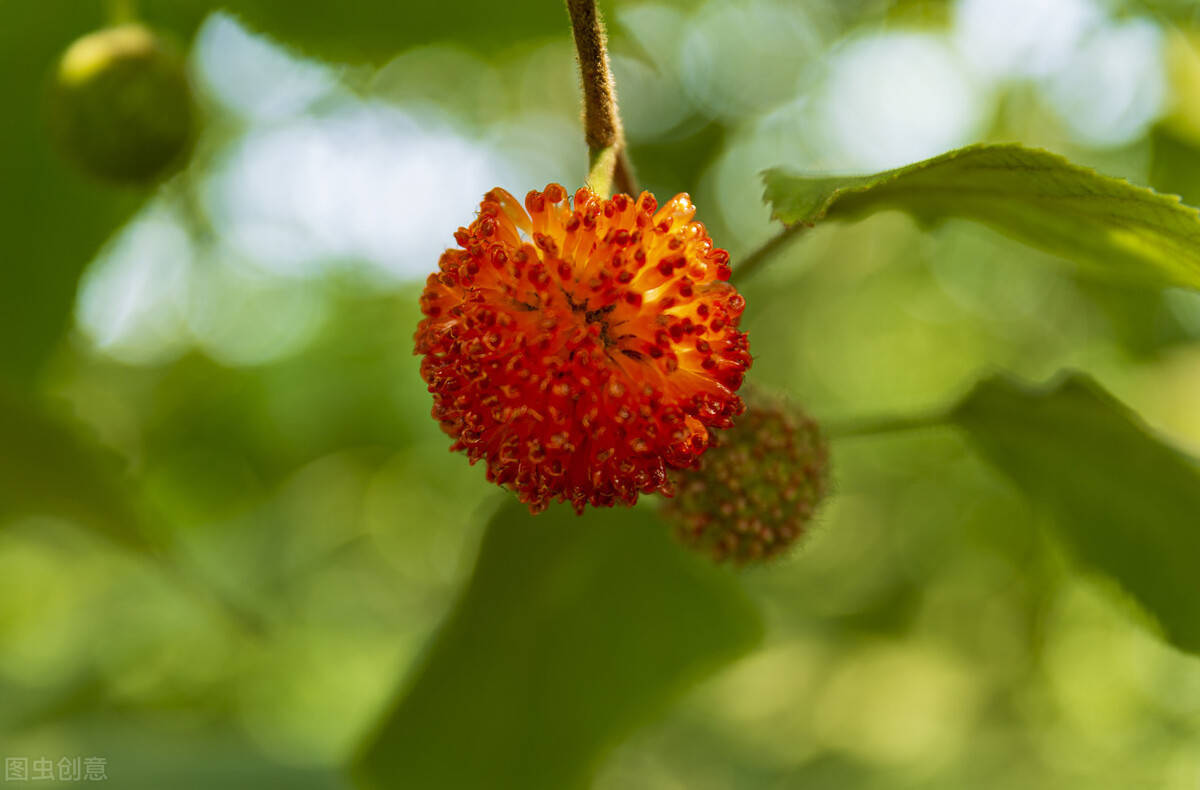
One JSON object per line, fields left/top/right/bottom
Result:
{"left": 586, "top": 145, "right": 620, "bottom": 197}
{"left": 566, "top": 0, "right": 636, "bottom": 197}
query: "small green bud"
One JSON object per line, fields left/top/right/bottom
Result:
{"left": 49, "top": 24, "right": 194, "bottom": 184}
{"left": 662, "top": 390, "right": 830, "bottom": 564}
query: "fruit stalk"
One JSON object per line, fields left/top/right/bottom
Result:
{"left": 565, "top": 0, "right": 636, "bottom": 197}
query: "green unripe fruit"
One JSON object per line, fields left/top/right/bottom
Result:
{"left": 662, "top": 390, "right": 830, "bottom": 564}
{"left": 50, "top": 24, "right": 194, "bottom": 184}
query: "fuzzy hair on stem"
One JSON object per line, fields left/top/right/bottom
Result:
{"left": 566, "top": 0, "right": 636, "bottom": 197}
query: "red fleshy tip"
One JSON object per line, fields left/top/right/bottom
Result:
{"left": 415, "top": 184, "right": 751, "bottom": 514}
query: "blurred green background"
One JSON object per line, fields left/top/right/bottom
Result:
{"left": 4, "top": 0, "right": 1200, "bottom": 787}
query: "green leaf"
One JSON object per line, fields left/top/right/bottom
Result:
{"left": 0, "top": 386, "right": 149, "bottom": 551}
{"left": 352, "top": 499, "right": 763, "bottom": 790}
{"left": 951, "top": 372, "right": 1200, "bottom": 654}
{"left": 762, "top": 144, "right": 1200, "bottom": 290}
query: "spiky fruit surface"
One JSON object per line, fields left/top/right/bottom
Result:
{"left": 663, "top": 394, "right": 829, "bottom": 563}
{"left": 50, "top": 24, "right": 194, "bottom": 184}
{"left": 415, "top": 184, "right": 751, "bottom": 513}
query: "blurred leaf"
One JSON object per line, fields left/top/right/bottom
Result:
{"left": 0, "top": 386, "right": 148, "bottom": 551}
{"left": 1, "top": 0, "right": 563, "bottom": 386}
{"left": 952, "top": 372, "right": 1200, "bottom": 654}
{"left": 1074, "top": 276, "right": 1199, "bottom": 360}
{"left": 762, "top": 144, "right": 1200, "bottom": 290}
{"left": 16, "top": 713, "right": 348, "bottom": 789}
{"left": 630, "top": 120, "right": 725, "bottom": 199}
{"left": 144, "top": 0, "right": 567, "bottom": 64}
{"left": 0, "top": 1, "right": 143, "bottom": 383}
{"left": 1135, "top": 0, "right": 1200, "bottom": 24}
{"left": 884, "top": 0, "right": 1200, "bottom": 28}
{"left": 353, "top": 499, "right": 763, "bottom": 790}
{"left": 100, "top": 292, "right": 428, "bottom": 526}
{"left": 1150, "top": 125, "right": 1200, "bottom": 209}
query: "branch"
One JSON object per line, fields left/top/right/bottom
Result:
{"left": 566, "top": 0, "right": 636, "bottom": 197}
{"left": 733, "top": 223, "right": 806, "bottom": 282}
{"left": 823, "top": 411, "right": 951, "bottom": 440}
